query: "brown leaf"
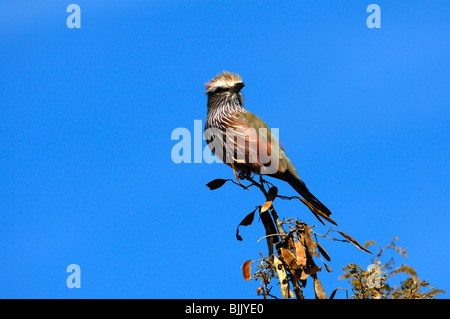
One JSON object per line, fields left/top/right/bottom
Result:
{"left": 335, "top": 231, "right": 372, "bottom": 254}
{"left": 299, "top": 270, "right": 309, "bottom": 281}
{"left": 288, "top": 237, "right": 296, "bottom": 250}
{"left": 281, "top": 248, "right": 300, "bottom": 270}
{"left": 294, "top": 241, "right": 308, "bottom": 280}
{"left": 206, "top": 178, "right": 228, "bottom": 190}
{"left": 294, "top": 241, "right": 307, "bottom": 267}
{"left": 312, "top": 274, "right": 327, "bottom": 299}
{"left": 260, "top": 200, "right": 272, "bottom": 213}
{"left": 302, "top": 225, "right": 318, "bottom": 257}
{"left": 329, "top": 287, "right": 347, "bottom": 299}
{"left": 289, "top": 289, "right": 295, "bottom": 298}
{"left": 329, "top": 288, "right": 338, "bottom": 300}
{"left": 273, "top": 257, "right": 289, "bottom": 299}
{"left": 308, "top": 264, "right": 321, "bottom": 276}
{"left": 242, "top": 260, "right": 251, "bottom": 281}
{"left": 317, "top": 243, "right": 331, "bottom": 261}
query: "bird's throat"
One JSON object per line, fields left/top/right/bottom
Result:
{"left": 206, "top": 94, "right": 244, "bottom": 128}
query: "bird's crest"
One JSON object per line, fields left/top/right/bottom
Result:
{"left": 205, "top": 71, "right": 243, "bottom": 94}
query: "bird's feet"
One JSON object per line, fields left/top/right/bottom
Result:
{"left": 238, "top": 168, "right": 252, "bottom": 181}
{"left": 231, "top": 163, "right": 249, "bottom": 190}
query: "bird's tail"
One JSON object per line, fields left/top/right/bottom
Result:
{"left": 287, "top": 176, "right": 332, "bottom": 217}
{"left": 272, "top": 171, "right": 332, "bottom": 218}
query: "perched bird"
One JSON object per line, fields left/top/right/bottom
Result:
{"left": 204, "top": 71, "right": 333, "bottom": 222}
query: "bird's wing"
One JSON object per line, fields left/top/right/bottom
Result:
{"left": 224, "top": 111, "right": 292, "bottom": 175}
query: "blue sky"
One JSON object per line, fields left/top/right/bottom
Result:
{"left": 0, "top": 1, "right": 448, "bottom": 298}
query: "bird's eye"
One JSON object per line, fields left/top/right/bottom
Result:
{"left": 212, "top": 87, "right": 229, "bottom": 94}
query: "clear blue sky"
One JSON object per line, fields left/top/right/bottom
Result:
{"left": 0, "top": 1, "right": 448, "bottom": 298}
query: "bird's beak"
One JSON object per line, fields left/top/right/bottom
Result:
{"left": 232, "top": 82, "right": 245, "bottom": 93}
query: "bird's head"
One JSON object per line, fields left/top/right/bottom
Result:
{"left": 205, "top": 71, "right": 245, "bottom": 96}
{"left": 205, "top": 71, "right": 245, "bottom": 111}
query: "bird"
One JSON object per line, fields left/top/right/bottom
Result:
{"left": 204, "top": 71, "right": 334, "bottom": 223}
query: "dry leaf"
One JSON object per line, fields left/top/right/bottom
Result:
{"left": 281, "top": 248, "right": 299, "bottom": 269}
{"left": 308, "top": 264, "right": 321, "bottom": 276}
{"left": 317, "top": 243, "right": 331, "bottom": 261}
{"left": 260, "top": 200, "right": 272, "bottom": 213}
{"left": 299, "top": 270, "right": 309, "bottom": 281}
{"left": 335, "top": 231, "right": 372, "bottom": 254}
{"left": 206, "top": 178, "right": 228, "bottom": 190}
{"left": 289, "top": 289, "right": 295, "bottom": 298}
{"left": 294, "top": 241, "right": 308, "bottom": 280}
{"left": 329, "top": 287, "right": 347, "bottom": 299}
{"left": 280, "top": 248, "right": 301, "bottom": 279}
{"left": 294, "top": 241, "right": 307, "bottom": 267}
{"left": 235, "top": 208, "right": 257, "bottom": 241}
{"left": 242, "top": 260, "right": 251, "bottom": 281}
{"left": 273, "top": 256, "right": 289, "bottom": 299}
{"left": 256, "top": 287, "right": 262, "bottom": 295}
{"left": 329, "top": 288, "right": 338, "bottom": 299}
{"left": 288, "top": 237, "right": 295, "bottom": 250}
{"left": 302, "top": 225, "right": 318, "bottom": 257}
{"left": 267, "top": 186, "right": 278, "bottom": 201}
{"left": 312, "top": 274, "right": 327, "bottom": 299}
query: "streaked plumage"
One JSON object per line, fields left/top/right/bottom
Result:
{"left": 204, "top": 71, "right": 333, "bottom": 220}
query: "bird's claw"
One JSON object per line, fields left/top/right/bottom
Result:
{"left": 231, "top": 163, "right": 249, "bottom": 190}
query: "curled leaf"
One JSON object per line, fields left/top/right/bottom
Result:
{"left": 329, "top": 287, "right": 348, "bottom": 299}
{"left": 236, "top": 208, "right": 258, "bottom": 241}
{"left": 335, "top": 231, "right": 372, "bottom": 254}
